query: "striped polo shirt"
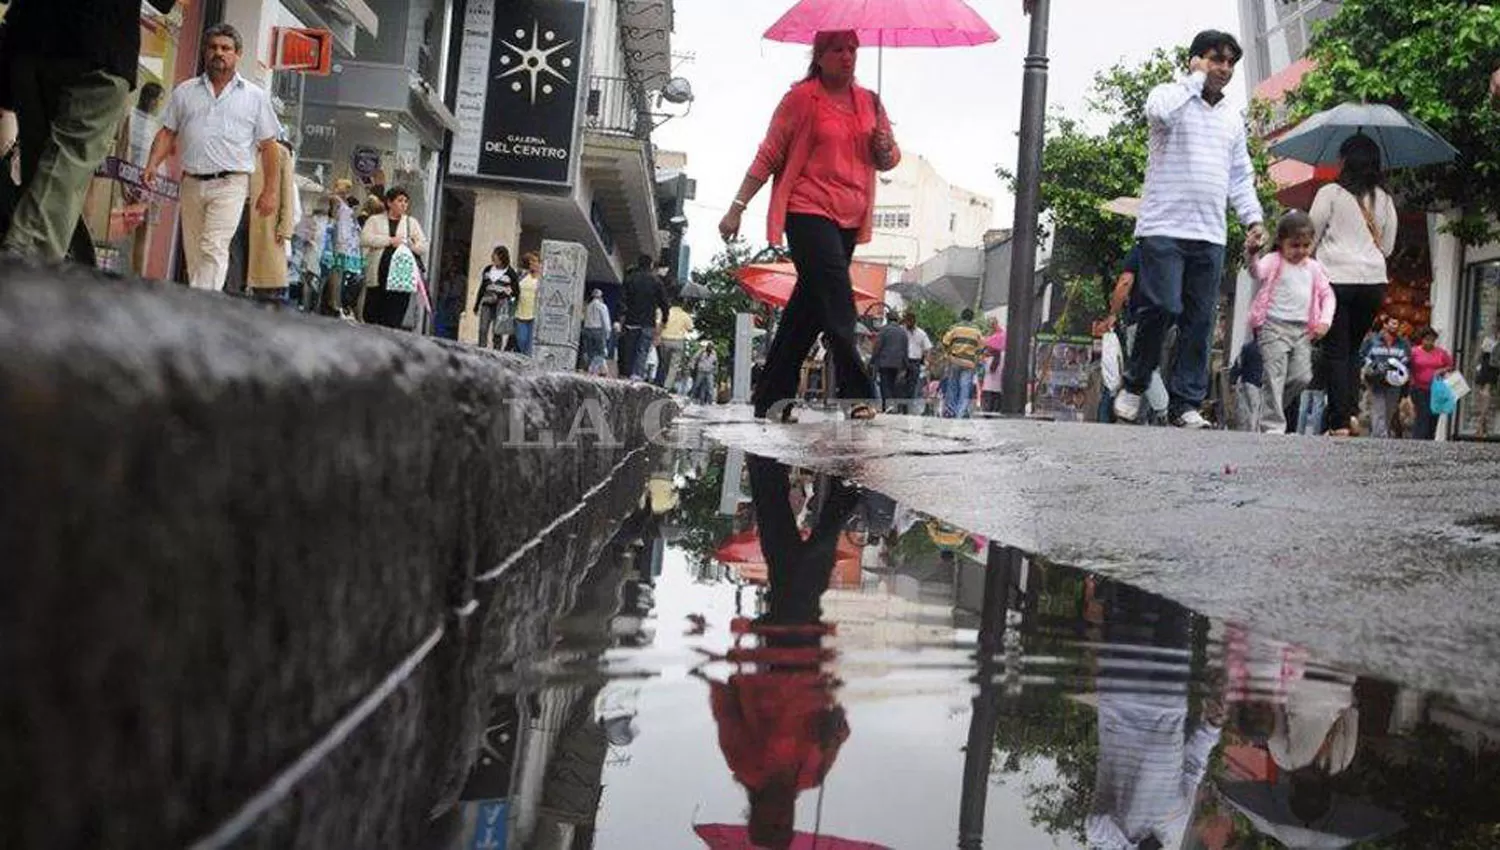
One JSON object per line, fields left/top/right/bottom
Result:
{"left": 1135, "top": 72, "right": 1263, "bottom": 246}
{"left": 942, "top": 323, "right": 986, "bottom": 369}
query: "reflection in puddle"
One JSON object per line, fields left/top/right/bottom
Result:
{"left": 442, "top": 448, "right": 1500, "bottom": 849}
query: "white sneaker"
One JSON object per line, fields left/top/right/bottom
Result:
{"left": 1112, "top": 390, "right": 1143, "bottom": 423}
{"left": 1173, "top": 410, "right": 1211, "bottom": 430}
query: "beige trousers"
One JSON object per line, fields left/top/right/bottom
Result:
{"left": 178, "top": 173, "right": 249, "bottom": 292}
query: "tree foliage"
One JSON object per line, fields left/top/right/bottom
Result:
{"left": 688, "top": 241, "right": 766, "bottom": 362}
{"left": 1290, "top": 0, "right": 1500, "bottom": 244}
{"left": 1000, "top": 49, "right": 1279, "bottom": 333}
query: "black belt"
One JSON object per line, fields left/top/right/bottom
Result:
{"left": 185, "top": 170, "right": 246, "bottom": 181}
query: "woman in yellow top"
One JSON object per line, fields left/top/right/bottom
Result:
{"left": 514, "top": 251, "right": 541, "bottom": 355}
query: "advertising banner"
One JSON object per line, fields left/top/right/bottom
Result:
{"left": 450, "top": 0, "right": 588, "bottom": 188}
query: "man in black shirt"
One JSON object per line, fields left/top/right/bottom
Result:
{"left": 618, "top": 254, "right": 669, "bottom": 380}
{"left": 1, "top": 0, "right": 173, "bottom": 261}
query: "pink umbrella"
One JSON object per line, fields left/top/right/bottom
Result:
{"left": 695, "top": 823, "right": 891, "bottom": 849}
{"left": 764, "top": 0, "right": 999, "bottom": 88}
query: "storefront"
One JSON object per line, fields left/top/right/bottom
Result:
{"left": 1452, "top": 249, "right": 1500, "bottom": 440}
{"left": 78, "top": 0, "right": 206, "bottom": 279}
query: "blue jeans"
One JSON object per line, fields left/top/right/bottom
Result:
{"left": 943, "top": 367, "right": 976, "bottom": 418}
{"left": 580, "top": 327, "right": 608, "bottom": 372}
{"left": 515, "top": 319, "right": 535, "bottom": 355}
{"left": 619, "top": 325, "right": 655, "bottom": 379}
{"left": 1124, "top": 236, "right": 1225, "bottom": 417}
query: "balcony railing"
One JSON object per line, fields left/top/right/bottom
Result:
{"left": 584, "top": 75, "right": 652, "bottom": 140}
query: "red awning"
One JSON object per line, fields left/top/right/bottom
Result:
{"left": 1253, "top": 58, "right": 1315, "bottom": 104}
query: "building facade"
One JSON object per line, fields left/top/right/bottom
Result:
{"left": 1236, "top": 0, "right": 1341, "bottom": 89}
{"left": 856, "top": 154, "right": 993, "bottom": 273}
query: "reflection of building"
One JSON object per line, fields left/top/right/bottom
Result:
{"left": 1233, "top": 0, "right": 1500, "bottom": 440}
{"left": 442, "top": 0, "right": 681, "bottom": 344}
{"left": 856, "top": 154, "right": 993, "bottom": 273}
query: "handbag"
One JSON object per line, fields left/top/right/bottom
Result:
{"left": 868, "top": 91, "right": 898, "bottom": 171}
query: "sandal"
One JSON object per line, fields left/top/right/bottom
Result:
{"left": 848, "top": 403, "right": 877, "bottom": 421}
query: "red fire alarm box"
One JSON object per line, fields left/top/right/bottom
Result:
{"left": 270, "top": 27, "right": 333, "bottom": 75}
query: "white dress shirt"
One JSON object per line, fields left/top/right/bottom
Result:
{"left": 1135, "top": 71, "right": 1263, "bottom": 246}
{"left": 161, "top": 74, "right": 280, "bottom": 175}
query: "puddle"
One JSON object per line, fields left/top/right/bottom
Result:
{"left": 437, "top": 447, "right": 1500, "bottom": 849}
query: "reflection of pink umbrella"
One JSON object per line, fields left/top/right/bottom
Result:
{"left": 695, "top": 823, "right": 891, "bottom": 849}
{"left": 763, "top": 0, "right": 999, "bottom": 88}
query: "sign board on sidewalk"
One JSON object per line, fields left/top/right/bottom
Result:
{"left": 532, "top": 240, "right": 588, "bottom": 371}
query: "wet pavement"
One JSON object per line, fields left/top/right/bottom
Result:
{"left": 433, "top": 440, "right": 1500, "bottom": 849}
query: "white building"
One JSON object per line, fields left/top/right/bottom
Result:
{"left": 856, "top": 154, "right": 993, "bottom": 272}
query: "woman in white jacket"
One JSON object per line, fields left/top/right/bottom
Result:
{"left": 1309, "top": 134, "right": 1398, "bottom": 435}
{"left": 360, "top": 185, "right": 427, "bottom": 329}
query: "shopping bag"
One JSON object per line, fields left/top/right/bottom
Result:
{"left": 1444, "top": 371, "right": 1471, "bottom": 402}
{"left": 385, "top": 244, "right": 420, "bottom": 293}
{"left": 1431, "top": 375, "right": 1457, "bottom": 416}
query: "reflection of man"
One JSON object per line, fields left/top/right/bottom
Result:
{"left": 1085, "top": 577, "right": 1223, "bottom": 850}
{"left": 143, "top": 24, "right": 281, "bottom": 292}
{"left": 696, "top": 457, "right": 860, "bottom": 850}
{"left": 1, "top": 0, "right": 176, "bottom": 261}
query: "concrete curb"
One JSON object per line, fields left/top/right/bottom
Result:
{"left": 0, "top": 259, "right": 673, "bottom": 849}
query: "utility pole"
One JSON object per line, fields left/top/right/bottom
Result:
{"left": 1000, "top": 0, "right": 1052, "bottom": 415}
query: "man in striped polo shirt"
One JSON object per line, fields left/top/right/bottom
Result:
{"left": 940, "top": 308, "right": 985, "bottom": 419}
{"left": 1114, "top": 30, "right": 1266, "bottom": 430}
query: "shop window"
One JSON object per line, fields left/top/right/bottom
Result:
{"left": 80, "top": 0, "right": 203, "bottom": 279}
{"left": 1457, "top": 260, "right": 1500, "bottom": 439}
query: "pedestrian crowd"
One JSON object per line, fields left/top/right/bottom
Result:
{"left": 1091, "top": 28, "right": 1476, "bottom": 440}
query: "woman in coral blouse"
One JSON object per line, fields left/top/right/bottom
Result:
{"left": 719, "top": 30, "right": 901, "bottom": 422}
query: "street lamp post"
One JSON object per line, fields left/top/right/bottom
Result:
{"left": 1000, "top": 0, "right": 1053, "bottom": 415}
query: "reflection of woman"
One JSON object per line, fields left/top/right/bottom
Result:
{"left": 720, "top": 30, "right": 901, "bottom": 423}
{"left": 513, "top": 251, "right": 541, "bottom": 355}
{"left": 1310, "top": 135, "right": 1398, "bottom": 435}
{"left": 696, "top": 456, "right": 860, "bottom": 849}
{"left": 360, "top": 185, "right": 426, "bottom": 329}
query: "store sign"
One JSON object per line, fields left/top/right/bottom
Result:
{"left": 450, "top": 0, "right": 588, "bottom": 187}
{"left": 270, "top": 27, "right": 334, "bottom": 75}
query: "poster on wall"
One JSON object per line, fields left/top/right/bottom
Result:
{"left": 1032, "top": 334, "right": 1094, "bottom": 422}
{"left": 450, "top": 0, "right": 588, "bottom": 188}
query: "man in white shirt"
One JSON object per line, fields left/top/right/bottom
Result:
{"left": 1114, "top": 30, "right": 1267, "bottom": 430}
{"left": 902, "top": 311, "right": 933, "bottom": 414}
{"left": 143, "top": 24, "right": 281, "bottom": 293}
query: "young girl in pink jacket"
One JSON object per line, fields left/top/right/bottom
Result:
{"left": 1248, "top": 212, "right": 1337, "bottom": 434}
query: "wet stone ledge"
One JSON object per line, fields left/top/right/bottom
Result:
{"left": 0, "top": 259, "right": 673, "bottom": 850}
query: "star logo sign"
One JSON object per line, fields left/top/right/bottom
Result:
{"left": 498, "top": 22, "right": 575, "bottom": 106}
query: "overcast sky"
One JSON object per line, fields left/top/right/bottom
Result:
{"left": 653, "top": 0, "right": 1249, "bottom": 270}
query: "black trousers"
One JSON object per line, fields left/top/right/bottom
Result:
{"left": 1322, "top": 284, "right": 1386, "bottom": 432}
{"left": 363, "top": 288, "right": 411, "bottom": 329}
{"left": 753, "top": 213, "right": 874, "bottom": 415}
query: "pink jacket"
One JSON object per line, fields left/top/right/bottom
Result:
{"left": 749, "top": 79, "right": 900, "bottom": 247}
{"left": 1248, "top": 253, "right": 1337, "bottom": 335}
